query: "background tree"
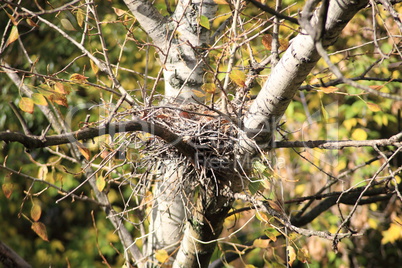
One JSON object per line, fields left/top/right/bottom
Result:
{"left": 0, "top": 0, "right": 402, "bottom": 267}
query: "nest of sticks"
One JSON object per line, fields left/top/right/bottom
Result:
{"left": 131, "top": 103, "right": 241, "bottom": 173}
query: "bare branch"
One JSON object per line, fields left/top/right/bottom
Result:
{"left": 0, "top": 240, "right": 31, "bottom": 268}
{"left": 0, "top": 118, "right": 197, "bottom": 160}
{"left": 246, "top": 0, "right": 299, "bottom": 24}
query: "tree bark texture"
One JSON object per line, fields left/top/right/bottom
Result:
{"left": 242, "top": 0, "right": 370, "bottom": 154}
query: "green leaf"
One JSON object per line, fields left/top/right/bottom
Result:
{"left": 60, "top": 18, "right": 76, "bottom": 31}
{"left": 32, "top": 93, "right": 48, "bottom": 106}
{"left": 199, "top": 15, "right": 210, "bottom": 29}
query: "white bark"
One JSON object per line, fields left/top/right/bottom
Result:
{"left": 242, "top": 0, "right": 369, "bottom": 154}
{"left": 147, "top": 160, "right": 190, "bottom": 255}
{"left": 162, "top": 0, "right": 217, "bottom": 102}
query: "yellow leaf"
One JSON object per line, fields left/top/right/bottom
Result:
{"left": 76, "top": 10, "right": 84, "bottom": 27}
{"left": 213, "top": 0, "right": 229, "bottom": 4}
{"left": 201, "top": 83, "right": 217, "bottom": 93}
{"left": 78, "top": 146, "right": 91, "bottom": 160}
{"left": 253, "top": 238, "right": 270, "bottom": 248}
{"left": 70, "top": 73, "right": 89, "bottom": 83}
{"left": 31, "top": 222, "right": 49, "bottom": 242}
{"left": 60, "top": 18, "right": 76, "bottom": 31}
{"left": 6, "top": 26, "right": 19, "bottom": 47}
{"left": 192, "top": 89, "right": 206, "bottom": 98}
{"left": 287, "top": 246, "right": 296, "bottom": 267}
{"left": 351, "top": 128, "right": 367, "bottom": 141}
{"left": 366, "top": 102, "right": 382, "bottom": 112}
{"left": 155, "top": 249, "right": 169, "bottom": 263}
{"left": 321, "top": 86, "right": 338, "bottom": 93}
{"left": 113, "top": 7, "right": 126, "bottom": 16}
{"left": 19, "top": 97, "right": 34, "bottom": 114}
{"left": 2, "top": 183, "right": 14, "bottom": 199}
{"left": 96, "top": 175, "right": 106, "bottom": 192}
{"left": 381, "top": 222, "right": 402, "bottom": 244}
{"left": 31, "top": 203, "right": 42, "bottom": 222}
{"left": 279, "top": 38, "right": 289, "bottom": 51}
{"left": 90, "top": 60, "right": 99, "bottom": 75}
{"left": 32, "top": 93, "right": 48, "bottom": 106}
{"left": 230, "top": 70, "right": 247, "bottom": 87}
{"left": 297, "top": 248, "right": 310, "bottom": 263}
{"left": 54, "top": 82, "right": 68, "bottom": 95}
{"left": 38, "top": 166, "right": 48, "bottom": 180}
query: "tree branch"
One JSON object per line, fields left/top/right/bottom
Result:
{"left": 0, "top": 240, "right": 31, "bottom": 268}
{"left": 246, "top": 0, "right": 299, "bottom": 24}
{"left": 0, "top": 118, "right": 197, "bottom": 160}
{"left": 241, "top": 0, "right": 369, "bottom": 155}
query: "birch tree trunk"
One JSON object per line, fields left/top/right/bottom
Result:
{"left": 122, "top": 0, "right": 370, "bottom": 266}
{"left": 242, "top": 0, "right": 369, "bottom": 152}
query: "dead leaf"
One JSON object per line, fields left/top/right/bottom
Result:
{"left": 31, "top": 203, "right": 42, "bottom": 222}
{"left": 31, "top": 222, "right": 49, "bottom": 241}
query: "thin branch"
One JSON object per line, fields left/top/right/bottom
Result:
{"left": 246, "top": 0, "right": 299, "bottom": 25}
{"left": 0, "top": 118, "right": 197, "bottom": 160}
{"left": 0, "top": 165, "right": 104, "bottom": 206}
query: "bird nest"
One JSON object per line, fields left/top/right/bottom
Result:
{"left": 131, "top": 103, "right": 240, "bottom": 172}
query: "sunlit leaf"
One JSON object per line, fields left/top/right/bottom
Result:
{"left": 90, "top": 60, "right": 99, "bottom": 75}
{"left": 31, "top": 203, "right": 42, "bottom": 222}
{"left": 253, "top": 238, "right": 270, "bottom": 248}
{"left": 381, "top": 222, "right": 402, "bottom": 244}
{"left": 366, "top": 102, "right": 382, "bottom": 112}
{"left": 96, "top": 175, "right": 106, "bottom": 192}
{"left": 351, "top": 128, "right": 367, "bottom": 141}
{"left": 60, "top": 18, "right": 76, "bottom": 31}
{"left": 32, "top": 93, "right": 48, "bottom": 106}
{"left": 78, "top": 145, "right": 91, "bottom": 160}
{"left": 54, "top": 82, "right": 68, "bottom": 95}
{"left": 155, "top": 249, "right": 169, "bottom": 263}
{"left": 199, "top": 15, "right": 210, "bottom": 29}
{"left": 279, "top": 38, "right": 289, "bottom": 50}
{"left": 76, "top": 10, "right": 84, "bottom": 27}
{"left": 38, "top": 165, "right": 48, "bottom": 180}
{"left": 113, "top": 7, "right": 126, "bottom": 17}
{"left": 230, "top": 70, "right": 247, "bottom": 87}
{"left": 2, "top": 183, "right": 13, "bottom": 199}
{"left": 321, "top": 86, "right": 338, "bottom": 93}
{"left": 192, "top": 89, "right": 205, "bottom": 98}
{"left": 19, "top": 97, "right": 34, "bottom": 114}
{"left": 201, "top": 83, "right": 217, "bottom": 93}
{"left": 213, "top": 0, "right": 229, "bottom": 4}
{"left": 6, "top": 26, "right": 19, "bottom": 47}
{"left": 287, "top": 246, "right": 296, "bottom": 266}
{"left": 70, "top": 73, "right": 89, "bottom": 83}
